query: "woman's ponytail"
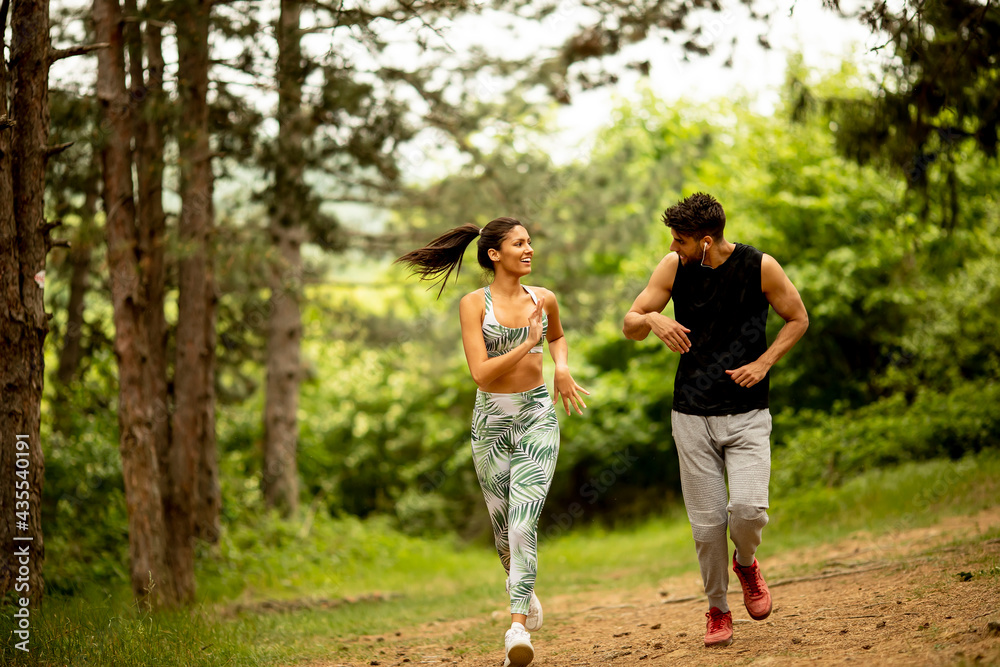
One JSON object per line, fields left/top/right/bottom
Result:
{"left": 395, "top": 223, "right": 482, "bottom": 298}
{"left": 396, "top": 217, "right": 523, "bottom": 298}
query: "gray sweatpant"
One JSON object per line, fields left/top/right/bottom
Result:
{"left": 671, "top": 409, "right": 771, "bottom": 613}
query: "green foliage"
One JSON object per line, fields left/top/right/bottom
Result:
{"left": 313, "top": 71, "right": 1000, "bottom": 532}
{"left": 790, "top": 0, "right": 1000, "bottom": 231}
{"left": 772, "top": 380, "right": 1000, "bottom": 495}
{"left": 39, "top": 342, "right": 130, "bottom": 596}
{"left": 291, "top": 284, "right": 486, "bottom": 535}
{"left": 877, "top": 232, "right": 1000, "bottom": 395}
{"left": 846, "top": 0, "right": 1000, "bottom": 162}
{"left": 771, "top": 450, "right": 1000, "bottom": 552}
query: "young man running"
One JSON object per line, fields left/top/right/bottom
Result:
{"left": 622, "top": 193, "right": 808, "bottom": 647}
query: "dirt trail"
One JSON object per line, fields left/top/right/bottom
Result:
{"left": 308, "top": 507, "right": 1000, "bottom": 667}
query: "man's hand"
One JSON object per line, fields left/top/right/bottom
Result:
{"left": 725, "top": 360, "right": 770, "bottom": 388}
{"left": 648, "top": 313, "right": 692, "bottom": 353}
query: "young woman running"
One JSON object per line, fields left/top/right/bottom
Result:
{"left": 397, "top": 217, "right": 589, "bottom": 667}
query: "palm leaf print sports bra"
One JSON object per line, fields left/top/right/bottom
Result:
{"left": 482, "top": 285, "right": 548, "bottom": 358}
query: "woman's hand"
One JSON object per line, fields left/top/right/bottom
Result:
{"left": 553, "top": 366, "right": 590, "bottom": 416}
{"left": 527, "top": 295, "right": 546, "bottom": 347}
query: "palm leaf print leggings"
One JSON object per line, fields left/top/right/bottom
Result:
{"left": 472, "top": 384, "right": 560, "bottom": 615}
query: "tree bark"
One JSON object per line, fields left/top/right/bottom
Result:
{"left": 93, "top": 0, "right": 175, "bottom": 608}
{"left": 125, "top": 0, "right": 169, "bottom": 479}
{"left": 125, "top": 0, "right": 198, "bottom": 604}
{"left": 0, "top": 0, "right": 49, "bottom": 607}
{"left": 142, "top": 2, "right": 175, "bottom": 538}
{"left": 174, "top": 0, "right": 220, "bottom": 558}
{"left": 262, "top": 0, "right": 305, "bottom": 516}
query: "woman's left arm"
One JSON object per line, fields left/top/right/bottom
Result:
{"left": 541, "top": 288, "right": 590, "bottom": 415}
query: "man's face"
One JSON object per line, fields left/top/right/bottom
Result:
{"left": 669, "top": 230, "right": 703, "bottom": 265}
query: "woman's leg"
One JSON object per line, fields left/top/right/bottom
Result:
{"left": 471, "top": 391, "right": 514, "bottom": 576}
{"left": 506, "top": 386, "right": 560, "bottom": 616}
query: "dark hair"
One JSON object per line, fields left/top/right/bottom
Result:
{"left": 661, "top": 192, "right": 726, "bottom": 239}
{"left": 395, "top": 217, "right": 525, "bottom": 298}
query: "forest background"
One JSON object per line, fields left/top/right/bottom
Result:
{"left": 1, "top": 0, "right": 998, "bottom": 663}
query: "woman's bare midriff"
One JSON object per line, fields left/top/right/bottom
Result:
{"left": 479, "top": 354, "right": 544, "bottom": 394}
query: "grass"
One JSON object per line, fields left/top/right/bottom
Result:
{"left": 2, "top": 448, "right": 998, "bottom": 666}
{"left": 769, "top": 449, "right": 1000, "bottom": 548}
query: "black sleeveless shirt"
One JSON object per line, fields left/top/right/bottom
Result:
{"left": 671, "top": 243, "right": 769, "bottom": 416}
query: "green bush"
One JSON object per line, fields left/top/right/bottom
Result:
{"left": 773, "top": 380, "right": 1000, "bottom": 494}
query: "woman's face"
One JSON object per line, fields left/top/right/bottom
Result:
{"left": 490, "top": 225, "right": 534, "bottom": 276}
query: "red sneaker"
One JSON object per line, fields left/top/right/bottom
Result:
{"left": 704, "top": 607, "right": 733, "bottom": 647}
{"left": 732, "top": 554, "right": 772, "bottom": 620}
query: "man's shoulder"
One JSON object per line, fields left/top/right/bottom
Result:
{"left": 733, "top": 242, "right": 763, "bottom": 257}
{"left": 655, "top": 252, "right": 680, "bottom": 276}
{"left": 731, "top": 243, "right": 766, "bottom": 272}
{"left": 647, "top": 252, "right": 679, "bottom": 293}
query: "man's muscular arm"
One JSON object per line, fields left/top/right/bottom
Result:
{"left": 726, "top": 254, "right": 809, "bottom": 387}
{"left": 623, "top": 253, "right": 692, "bottom": 353}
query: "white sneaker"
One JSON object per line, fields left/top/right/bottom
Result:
{"left": 503, "top": 623, "right": 534, "bottom": 667}
{"left": 506, "top": 578, "right": 544, "bottom": 631}
{"left": 526, "top": 590, "right": 543, "bottom": 631}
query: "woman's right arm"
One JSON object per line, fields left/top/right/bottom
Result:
{"left": 460, "top": 290, "right": 543, "bottom": 388}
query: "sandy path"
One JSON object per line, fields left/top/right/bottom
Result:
{"left": 302, "top": 507, "right": 1000, "bottom": 667}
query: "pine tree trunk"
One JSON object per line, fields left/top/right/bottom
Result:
{"left": 174, "top": 0, "right": 219, "bottom": 573}
{"left": 263, "top": 0, "right": 305, "bottom": 516}
{"left": 94, "top": 0, "right": 175, "bottom": 608}
{"left": 0, "top": 4, "right": 13, "bottom": 599}
{"left": 141, "top": 2, "right": 178, "bottom": 541}
{"left": 126, "top": 0, "right": 170, "bottom": 479}
{"left": 128, "top": 0, "right": 196, "bottom": 598}
{"left": 196, "top": 316, "right": 221, "bottom": 542}
{"left": 0, "top": 0, "right": 48, "bottom": 607}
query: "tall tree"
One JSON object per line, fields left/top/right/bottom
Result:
{"left": 171, "top": 0, "right": 219, "bottom": 598}
{"left": 124, "top": 0, "right": 175, "bottom": 543}
{"left": 94, "top": 0, "right": 177, "bottom": 607}
{"left": 127, "top": 0, "right": 216, "bottom": 604}
{"left": 0, "top": 0, "right": 51, "bottom": 606}
{"left": 262, "top": 0, "right": 306, "bottom": 514}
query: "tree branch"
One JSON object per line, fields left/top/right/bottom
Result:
{"left": 298, "top": 25, "right": 346, "bottom": 35}
{"left": 396, "top": 0, "right": 456, "bottom": 53}
{"left": 304, "top": 0, "right": 389, "bottom": 26}
{"left": 212, "top": 78, "right": 276, "bottom": 92}
{"left": 384, "top": 67, "right": 487, "bottom": 164}
{"left": 41, "top": 219, "right": 64, "bottom": 235}
{"left": 45, "top": 141, "right": 75, "bottom": 158}
{"left": 49, "top": 42, "right": 110, "bottom": 63}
